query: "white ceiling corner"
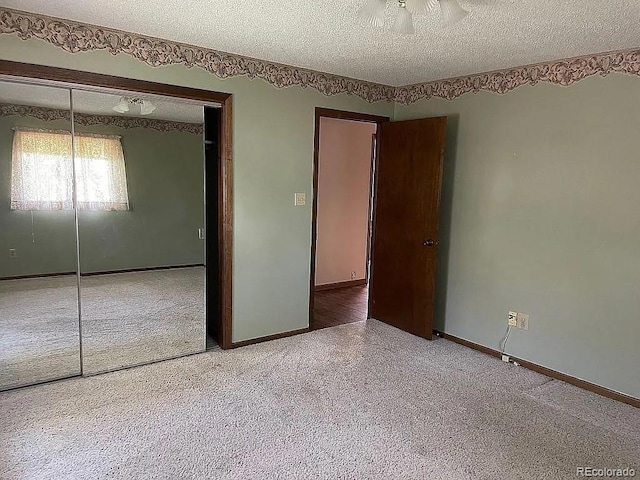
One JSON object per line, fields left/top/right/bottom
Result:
{"left": 2, "top": 0, "right": 639, "bottom": 87}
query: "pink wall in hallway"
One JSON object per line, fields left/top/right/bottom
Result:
{"left": 315, "top": 117, "right": 376, "bottom": 286}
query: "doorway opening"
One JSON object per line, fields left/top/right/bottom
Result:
{"left": 310, "top": 108, "right": 447, "bottom": 339}
{"left": 204, "top": 106, "right": 222, "bottom": 349}
{"left": 309, "top": 108, "right": 389, "bottom": 330}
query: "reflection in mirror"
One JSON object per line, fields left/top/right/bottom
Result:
{"left": 72, "top": 89, "right": 206, "bottom": 374}
{"left": 0, "top": 80, "right": 80, "bottom": 390}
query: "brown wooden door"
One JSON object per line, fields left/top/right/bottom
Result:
{"left": 369, "top": 117, "right": 447, "bottom": 339}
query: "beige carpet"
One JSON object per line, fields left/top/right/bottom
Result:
{"left": 0, "top": 267, "right": 205, "bottom": 390}
{"left": 1, "top": 320, "right": 637, "bottom": 479}
{"left": 80, "top": 267, "right": 205, "bottom": 374}
{"left": 0, "top": 274, "right": 81, "bottom": 390}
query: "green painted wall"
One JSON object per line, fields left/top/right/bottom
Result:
{"left": 7, "top": 32, "right": 636, "bottom": 399}
{"left": 0, "top": 35, "right": 395, "bottom": 343}
{"left": 0, "top": 111, "right": 204, "bottom": 276}
{"left": 75, "top": 123, "right": 204, "bottom": 273}
{"left": 394, "top": 75, "right": 640, "bottom": 398}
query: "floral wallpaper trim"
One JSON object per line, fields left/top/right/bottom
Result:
{"left": 0, "top": 8, "right": 639, "bottom": 105}
{"left": 0, "top": 8, "right": 394, "bottom": 104}
{"left": 0, "top": 103, "right": 204, "bottom": 135}
{"left": 394, "top": 48, "right": 640, "bottom": 104}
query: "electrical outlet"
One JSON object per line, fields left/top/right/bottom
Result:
{"left": 501, "top": 354, "right": 510, "bottom": 363}
{"left": 516, "top": 312, "right": 529, "bottom": 330}
{"left": 350, "top": 270, "right": 357, "bottom": 280}
{"left": 294, "top": 193, "right": 306, "bottom": 206}
{"left": 9, "top": 248, "right": 16, "bottom": 258}
{"left": 508, "top": 311, "right": 517, "bottom": 327}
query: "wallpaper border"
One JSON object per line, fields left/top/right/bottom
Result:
{"left": 394, "top": 48, "right": 640, "bottom": 105}
{"left": 0, "top": 8, "right": 639, "bottom": 105}
{"left": 0, "top": 8, "right": 394, "bottom": 104}
{"left": 0, "top": 103, "right": 204, "bottom": 135}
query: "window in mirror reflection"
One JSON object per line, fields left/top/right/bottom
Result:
{"left": 11, "top": 128, "right": 129, "bottom": 211}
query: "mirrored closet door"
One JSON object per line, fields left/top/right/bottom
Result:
{"left": 72, "top": 89, "right": 207, "bottom": 374}
{"left": 0, "top": 80, "right": 80, "bottom": 390}
{"left": 1, "top": 77, "right": 211, "bottom": 389}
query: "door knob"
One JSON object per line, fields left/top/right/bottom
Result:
{"left": 423, "top": 239, "right": 438, "bottom": 247}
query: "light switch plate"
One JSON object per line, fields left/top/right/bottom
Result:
{"left": 294, "top": 193, "right": 306, "bottom": 206}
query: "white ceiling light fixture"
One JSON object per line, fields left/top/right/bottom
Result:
{"left": 358, "top": 0, "right": 386, "bottom": 27}
{"left": 140, "top": 99, "right": 156, "bottom": 115}
{"left": 112, "top": 97, "right": 157, "bottom": 115}
{"left": 358, "top": 0, "right": 469, "bottom": 35}
{"left": 393, "top": 2, "right": 415, "bottom": 35}
{"left": 112, "top": 97, "right": 130, "bottom": 113}
{"left": 439, "top": 0, "right": 469, "bottom": 25}
{"left": 405, "top": 0, "right": 438, "bottom": 15}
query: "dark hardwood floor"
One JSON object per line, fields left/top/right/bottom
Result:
{"left": 312, "top": 285, "right": 368, "bottom": 330}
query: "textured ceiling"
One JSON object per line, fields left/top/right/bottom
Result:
{"left": 2, "top": 0, "right": 640, "bottom": 86}
{"left": 0, "top": 79, "right": 206, "bottom": 123}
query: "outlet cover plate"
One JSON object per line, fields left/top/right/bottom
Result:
{"left": 516, "top": 312, "right": 529, "bottom": 330}
{"left": 294, "top": 193, "right": 306, "bottom": 206}
{"left": 508, "top": 311, "right": 517, "bottom": 327}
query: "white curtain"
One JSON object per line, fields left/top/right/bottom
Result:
{"left": 10, "top": 128, "right": 129, "bottom": 211}
{"left": 74, "top": 133, "right": 129, "bottom": 211}
{"left": 10, "top": 128, "right": 74, "bottom": 210}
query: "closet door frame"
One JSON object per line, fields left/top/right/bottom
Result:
{"left": 0, "top": 59, "right": 234, "bottom": 350}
